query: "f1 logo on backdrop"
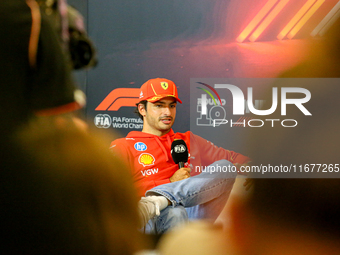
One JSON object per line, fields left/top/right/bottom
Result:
{"left": 95, "top": 88, "right": 140, "bottom": 111}
{"left": 94, "top": 88, "right": 143, "bottom": 129}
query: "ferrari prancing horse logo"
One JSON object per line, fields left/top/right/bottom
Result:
{"left": 161, "top": 82, "right": 168, "bottom": 90}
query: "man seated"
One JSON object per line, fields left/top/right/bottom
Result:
{"left": 110, "top": 78, "right": 250, "bottom": 233}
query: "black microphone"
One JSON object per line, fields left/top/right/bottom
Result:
{"left": 171, "top": 139, "right": 189, "bottom": 169}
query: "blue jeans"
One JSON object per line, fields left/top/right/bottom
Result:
{"left": 144, "top": 160, "right": 237, "bottom": 234}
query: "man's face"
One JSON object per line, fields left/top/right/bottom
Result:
{"left": 139, "top": 97, "right": 177, "bottom": 136}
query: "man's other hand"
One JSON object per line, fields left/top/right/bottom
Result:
{"left": 170, "top": 168, "right": 191, "bottom": 182}
{"left": 243, "top": 178, "right": 254, "bottom": 191}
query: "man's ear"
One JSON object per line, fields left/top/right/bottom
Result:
{"left": 138, "top": 103, "right": 146, "bottom": 117}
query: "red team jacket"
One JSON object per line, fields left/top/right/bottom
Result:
{"left": 110, "top": 129, "right": 250, "bottom": 197}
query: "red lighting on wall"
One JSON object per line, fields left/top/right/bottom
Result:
{"left": 237, "top": 0, "right": 336, "bottom": 42}
{"left": 287, "top": 0, "right": 325, "bottom": 39}
{"left": 249, "top": 0, "right": 290, "bottom": 42}
{"left": 236, "top": 0, "right": 279, "bottom": 43}
{"left": 277, "top": 0, "right": 317, "bottom": 40}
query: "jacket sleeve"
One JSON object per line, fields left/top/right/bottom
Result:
{"left": 191, "top": 133, "right": 251, "bottom": 167}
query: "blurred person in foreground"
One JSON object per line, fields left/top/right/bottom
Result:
{"left": 225, "top": 24, "right": 340, "bottom": 253}
{"left": 224, "top": 84, "right": 340, "bottom": 255}
{"left": 1, "top": 118, "right": 145, "bottom": 255}
{"left": 157, "top": 20, "right": 340, "bottom": 255}
{"left": 0, "top": 0, "right": 87, "bottom": 136}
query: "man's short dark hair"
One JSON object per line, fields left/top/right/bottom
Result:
{"left": 134, "top": 100, "right": 147, "bottom": 120}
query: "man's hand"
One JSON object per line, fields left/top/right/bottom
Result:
{"left": 243, "top": 178, "right": 254, "bottom": 191}
{"left": 170, "top": 167, "right": 191, "bottom": 182}
{"left": 234, "top": 162, "right": 254, "bottom": 191}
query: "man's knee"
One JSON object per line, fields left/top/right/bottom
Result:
{"left": 206, "top": 159, "right": 238, "bottom": 179}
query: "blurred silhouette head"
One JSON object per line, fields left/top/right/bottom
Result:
{"left": 1, "top": 120, "right": 143, "bottom": 255}
{"left": 0, "top": 0, "right": 85, "bottom": 134}
{"left": 229, "top": 16, "right": 340, "bottom": 250}
{"left": 229, "top": 66, "right": 340, "bottom": 255}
